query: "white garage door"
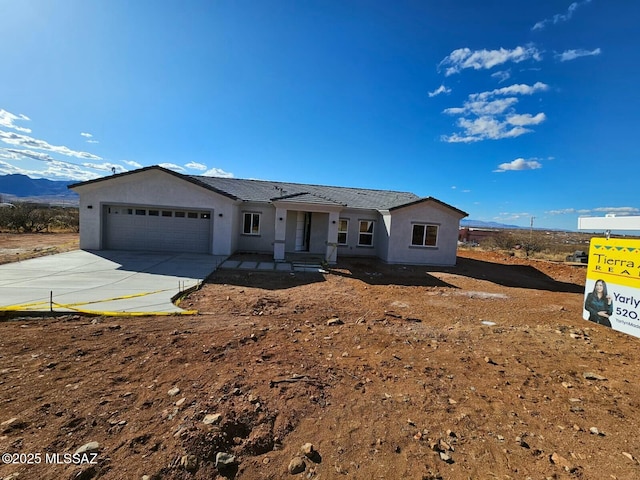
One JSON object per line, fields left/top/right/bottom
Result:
{"left": 103, "top": 205, "right": 212, "bottom": 253}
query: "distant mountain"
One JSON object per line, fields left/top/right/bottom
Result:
{"left": 460, "top": 219, "right": 522, "bottom": 229}
{"left": 0, "top": 174, "right": 78, "bottom": 204}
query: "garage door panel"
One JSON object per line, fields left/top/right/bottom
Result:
{"left": 104, "top": 205, "right": 211, "bottom": 253}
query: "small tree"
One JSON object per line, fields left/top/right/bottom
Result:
{"left": 2, "top": 202, "right": 54, "bottom": 232}
{"left": 514, "top": 231, "right": 548, "bottom": 257}
{"left": 481, "top": 231, "right": 517, "bottom": 251}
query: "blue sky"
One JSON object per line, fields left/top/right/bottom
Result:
{"left": 1, "top": 0, "right": 638, "bottom": 230}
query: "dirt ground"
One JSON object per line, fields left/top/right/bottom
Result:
{"left": 2, "top": 234, "right": 640, "bottom": 480}
{"left": 0, "top": 233, "right": 79, "bottom": 264}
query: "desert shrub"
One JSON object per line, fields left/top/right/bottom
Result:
{"left": 481, "top": 232, "right": 517, "bottom": 251}
{"left": 0, "top": 203, "right": 78, "bottom": 232}
{"left": 50, "top": 207, "right": 79, "bottom": 232}
{"left": 513, "top": 231, "right": 549, "bottom": 257}
{"left": 4, "top": 203, "right": 51, "bottom": 232}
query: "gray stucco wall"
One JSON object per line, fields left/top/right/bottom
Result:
{"left": 308, "top": 212, "right": 329, "bottom": 255}
{"left": 335, "top": 209, "right": 382, "bottom": 258}
{"left": 385, "top": 201, "right": 463, "bottom": 266}
{"left": 284, "top": 214, "right": 297, "bottom": 252}
{"left": 236, "top": 203, "right": 276, "bottom": 254}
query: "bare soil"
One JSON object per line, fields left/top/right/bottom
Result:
{"left": 2, "top": 235, "right": 640, "bottom": 480}
{"left": 0, "top": 233, "right": 79, "bottom": 264}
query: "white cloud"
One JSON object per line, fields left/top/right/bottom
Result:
{"left": 5, "top": 148, "right": 54, "bottom": 162}
{"left": 547, "top": 208, "right": 592, "bottom": 215}
{"left": 441, "top": 133, "right": 479, "bottom": 144}
{"left": 442, "top": 82, "right": 548, "bottom": 142}
{"left": 506, "top": 112, "right": 546, "bottom": 126}
{"left": 428, "top": 85, "right": 451, "bottom": 97}
{"left": 0, "top": 158, "right": 100, "bottom": 181}
{"left": 0, "top": 109, "right": 31, "bottom": 133}
{"left": 185, "top": 161, "right": 208, "bottom": 171}
{"left": 442, "top": 107, "right": 466, "bottom": 115}
{"left": 532, "top": 0, "right": 592, "bottom": 31}
{"left": 123, "top": 160, "right": 143, "bottom": 168}
{"left": 470, "top": 82, "right": 549, "bottom": 101}
{"left": 555, "top": 48, "right": 601, "bottom": 62}
{"left": 460, "top": 117, "right": 531, "bottom": 141}
{"left": 592, "top": 207, "right": 640, "bottom": 215}
{"left": 0, "top": 130, "right": 102, "bottom": 161}
{"left": 4, "top": 147, "right": 129, "bottom": 177}
{"left": 494, "top": 212, "right": 531, "bottom": 222}
{"left": 0, "top": 149, "right": 23, "bottom": 161}
{"left": 445, "top": 97, "right": 519, "bottom": 116}
{"left": 80, "top": 132, "right": 99, "bottom": 144}
{"left": 493, "top": 158, "right": 543, "bottom": 172}
{"left": 491, "top": 70, "right": 511, "bottom": 83}
{"left": 438, "top": 45, "right": 542, "bottom": 76}
{"left": 159, "top": 163, "right": 186, "bottom": 172}
{"left": 204, "top": 167, "right": 234, "bottom": 178}
{"left": 548, "top": 206, "right": 640, "bottom": 216}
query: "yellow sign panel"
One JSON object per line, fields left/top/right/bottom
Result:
{"left": 584, "top": 237, "right": 640, "bottom": 337}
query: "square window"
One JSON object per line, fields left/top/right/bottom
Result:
{"left": 148, "top": 210, "right": 159, "bottom": 216}
{"left": 187, "top": 212, "right": 198, "bottom": 219}
{"left": 175, "top": 211, "right": 185, "bottom": 218}
{"left": 243, "top": 212, "right": 261, "bottom": 235}
{"left": 135, "top": 209, "right": 146, "bottom": 216}
{"left": 411, "top": 224, "right": 438, "bottom": 247}
{"left": 162, "top": 211, "right": 173, "bottom": 217}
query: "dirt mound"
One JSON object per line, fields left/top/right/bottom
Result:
{"left": 3, "top": 248, "right": 640, "bottom": 479}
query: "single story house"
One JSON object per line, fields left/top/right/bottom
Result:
{"left": 69, "top": 166, "right": 468, "bottom": 266}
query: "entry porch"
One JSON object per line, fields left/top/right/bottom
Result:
{"left": 271, "top": 198, "right": 343, "bottom": 264}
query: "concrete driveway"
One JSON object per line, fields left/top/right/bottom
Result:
{"left": 0, "top": 250, "right": 226, "bottom": 315}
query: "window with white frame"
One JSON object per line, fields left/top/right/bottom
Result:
{"left": 411, "top": 223, "right": 438, "bottom": 247}
{"left": 337, "top": 219, "right": 349, "bottom": 245}
{"left": 358, "top": 220, "right": 374, "bottom": 246}
{"left": 243, "top": 212, "right": 261, "bottom": 235}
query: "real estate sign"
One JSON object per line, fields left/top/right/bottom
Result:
{"left": 583, "top": 237, "right": 640, "bottom": 338}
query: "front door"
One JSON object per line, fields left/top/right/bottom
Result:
{"left": 295, "top": 212, "right": 312, "bottom": 251}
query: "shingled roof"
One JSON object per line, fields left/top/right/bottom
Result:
{"left": 192, "top": 175, "right": 419, "bottom": 210}
{"left": 69, "top": 165, "right": 467, "bottom": 215}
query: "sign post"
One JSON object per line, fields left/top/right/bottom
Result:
{"left": 578, "top": 215, "right": 640, "bottom": 338}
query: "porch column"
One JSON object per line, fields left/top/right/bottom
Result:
{"left": 274, "top": 207, "right": 287, "bottom": 262}
{"left": 325, "top": 211, "right": 339, "bottom": 264}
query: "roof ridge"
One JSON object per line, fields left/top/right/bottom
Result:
{"left": 271, "top": 191, "right": 346, "bottom": 206}
{"left": 271, "top": 191, "right": 310, "bottom": 201}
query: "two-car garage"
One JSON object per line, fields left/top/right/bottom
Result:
{"left": 103, "top": 204, "right": 213, "bottom": 254}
